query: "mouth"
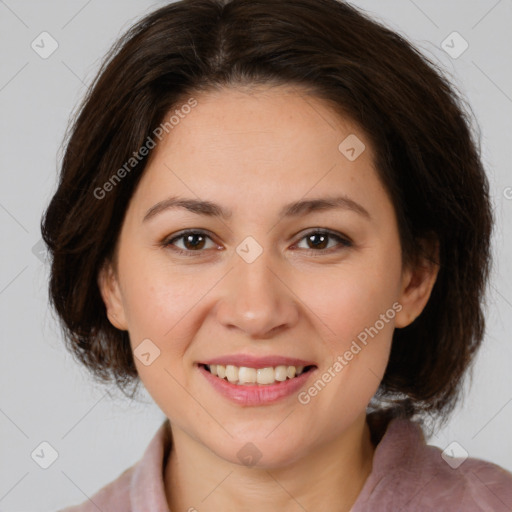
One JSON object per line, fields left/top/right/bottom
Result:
{"left": 200, "top": 363, "right": 316, "bottom": 385}
{"left": 197, "top": 360, "right": 318, "bottom": 406}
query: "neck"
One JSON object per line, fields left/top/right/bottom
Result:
{"left": 164, "top": 413, "right": 375, "bottom": 512}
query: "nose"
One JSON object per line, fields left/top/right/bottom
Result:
{"left": 214, "top": 250, "right": 300, "bottom": 339}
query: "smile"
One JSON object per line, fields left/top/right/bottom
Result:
{"left": 198, "top": 362, "right": 317, "bottom": 406}
{"left": 203, "top": 363, "right": 313, "bottom": 385}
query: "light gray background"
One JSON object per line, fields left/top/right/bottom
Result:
{"left": 1, "top": 1, "right": 511, "bottom": 510}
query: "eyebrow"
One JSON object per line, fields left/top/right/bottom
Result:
{"left": 142, "top": 194, "right": 371, "bottom": 222}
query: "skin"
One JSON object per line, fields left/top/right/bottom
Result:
{"left": 98, "top": 85, "right": 439, "bottom": 512}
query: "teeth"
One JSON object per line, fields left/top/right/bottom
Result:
{"left": 275, "top": 365, "right": 288, "bottom": 381}
{"left": 226, "top": 365, "right": 238, "bottom": 383}
{"left": 238, "top": 366, "right": 257, "bottom": 384}
{"left": 257, "top": 367, "right": 275, "bottom": 385}
{"left": 287, "top": 366, "right": 296, "bottom": 379}
{"left": 205, "top": 364, "right": 308, "bottom": 385}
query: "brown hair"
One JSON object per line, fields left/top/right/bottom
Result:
{"left": 41, "top": 0, "right": 493, "bottom": 420}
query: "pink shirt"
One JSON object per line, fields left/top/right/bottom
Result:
{"left": 58, "top": 416, "right": 512, "bottom": 511}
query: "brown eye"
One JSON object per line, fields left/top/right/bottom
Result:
{"left": 295, "top": 230, "right": 352, "bottom": 254}
{"left": 163, "top": 230, "right": 217, "bottom": 256}
{"left": 179, "top": 232, "right": 207, "bottom": 250}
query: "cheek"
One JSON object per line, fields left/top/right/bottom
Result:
{"left": 310, "top": 277, "right": 396, "bottom": 387}
{"left": 116, "top": 253, "right": 197, "bottom": 357}
{"left": 120, "top": 265, "right": 205, "bottom": 416}
{"left": 117, "top": 239, "right": 185, "bottom": 321}
{"left": 299, "top": 257, "right": 402, "bottom": 348}
{"left": 297, "top": 277, "right": 396, "bottom": 426}
{"left": 293, "top": 250, "right": 400, "bottom": 407}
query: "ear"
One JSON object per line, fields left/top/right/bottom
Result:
{"left": 395, "top": 236, "right": 440, "bottom": 328}
{"left": 97, "top": 261, "right": 128, "bottom": 331}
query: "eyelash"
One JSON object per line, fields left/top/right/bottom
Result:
{"left": 162, "top": 229, "right": 353, "bottom": 257}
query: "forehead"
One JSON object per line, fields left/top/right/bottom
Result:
{"left": 128, "top": 85, "right": 388, "bottom": 221}
{"left": 159, "top": 85, "right": 366, "bottom": 162}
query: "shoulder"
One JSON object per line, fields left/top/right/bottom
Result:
{"left": 420, "top": 440, "right": 512, "bottom": 511}
{"left": 354, "top": 416, "right": 512, "bottom": 512}
{"left": 56, "top": 419, "right": 172, "bottom": 512}
{"left": 455, "top": 452, "right": 512, "bottom": 509}
{"left": 57, "top": 466, "right": 134, "bottom": 512}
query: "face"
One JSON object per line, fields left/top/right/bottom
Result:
{"left": 99, "top": 85, "right": 437, "bottom": 467}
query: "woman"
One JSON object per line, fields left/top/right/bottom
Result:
{"left": 43, "top": 0, "right": 512, "bottom": 510}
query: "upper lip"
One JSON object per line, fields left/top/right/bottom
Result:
{"left": 200, "top": 354, "right": 316, "bottom": 369}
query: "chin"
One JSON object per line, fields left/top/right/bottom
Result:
{"left": 207, "top": 432, "right": 311, "bottom": 469}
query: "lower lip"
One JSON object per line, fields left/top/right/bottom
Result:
{"left": 198, "top": 365, "right": 315, "bottom": 406}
